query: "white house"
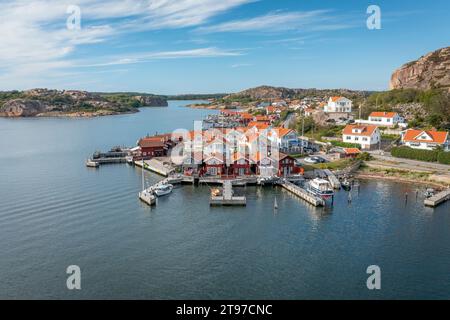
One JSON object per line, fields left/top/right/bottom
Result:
{"left": 342, "top": 125, "right": 381, "bottom": 150}
{"left": 267, "top": 128, "right": 298, "bottom": 149}
{"left": 324, "top": 96, "right": 352, "bottom": 113}
{"left": 355, "top": 111, "right": 406, "bottom": 128}
{"left": 401, "top": 129, "right": 449, "bottom": 151}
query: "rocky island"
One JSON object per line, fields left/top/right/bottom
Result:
{"left": 0, "top": 89, "right": 168, "bottom": 117}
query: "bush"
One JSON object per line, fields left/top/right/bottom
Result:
{"left": 357, "top": 152, "right": 372, "bottom": 161}
{"left": 391, "top": 146, "right": 439, "bottom": 162}
{"left": 330, "top": 141, "right": 360, "bottom": 148}
{"left": 437, "top": 151, "right": 450, "bottom": 164}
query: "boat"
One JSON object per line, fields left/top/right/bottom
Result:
{"left": 257, "top": 176, "right": 280, "bottom": 185}
{"left": 85, "top": 159, "right": 99, "bottom": 168}
{"left": 341, "top": 179, "right": 352, "bottom": 191}
{"left": 424, "top": 188, "right": 435, "bottom": 198}
{"left": 154, "top": 184, "right": 174, "bottom": 197}
{"left": 306, "top": 178, "right": 334, "bottom": 199}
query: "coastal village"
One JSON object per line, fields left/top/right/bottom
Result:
{"left": 87, "top": 94, "right": 450, "bottom": 209}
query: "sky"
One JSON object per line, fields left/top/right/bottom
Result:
{"left": 0, "top": 0, "right": 449, "bottom": 94}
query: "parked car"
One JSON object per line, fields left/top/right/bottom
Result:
{"left": 304, "top": 157, "right": 319, "bottom": 164}
{"left": 312, "top": 156, "right": 327, "bottom": 163}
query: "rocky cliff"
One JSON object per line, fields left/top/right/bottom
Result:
{"left": 390, "top": 46, "right": 450, "bottom": 91}
{"left": 133, "top": 95, "right": 168, "bottom": 107}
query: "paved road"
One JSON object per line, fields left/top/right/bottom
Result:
{"left": 370, "top": 152, "right": 450, "bottom": 173}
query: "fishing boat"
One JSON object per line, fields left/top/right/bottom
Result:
{"left": 306, "top": 178, "right": 334, "bottom": 199}
{"left": 154, "top": 184, "right": 174, "bottom": 197}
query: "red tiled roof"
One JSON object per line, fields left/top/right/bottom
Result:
{"left": 343, "top": 148, "right": 361, "bottom": 155}
{"left": 343, "top": 125, "right": 378, "bottom": 137}
{"left": 402, "top": 129, "right": 448, "bottom": 144}
{"left": 139, "top": 137, "right": 166, "bottom": 148}
{"left": 369, "top": 111, "right": 397, "bottom": 118}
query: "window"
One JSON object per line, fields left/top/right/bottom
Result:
{"left": 346, "top": 136, "right": 351, "bottom": 140}
{"left": 355, "top": 137, "right": 359, "bottom": 141}
{"left": 363, "top": 137, "right": 368, "bottom": 141}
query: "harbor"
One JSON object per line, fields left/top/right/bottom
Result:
{"left": 3, "top": 100, "right": 450, "bottom": 300}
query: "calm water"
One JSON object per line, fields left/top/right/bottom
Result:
{"left": 0, "top": 101, "right": 449, "bottom": 299}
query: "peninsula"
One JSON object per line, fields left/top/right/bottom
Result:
{"left": 0, "top": 89, "right": 168, "bottom": 117}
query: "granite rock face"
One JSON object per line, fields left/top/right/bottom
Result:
{"left": 134, "top": 95, "right": 168, "bottom": 106}
{"left": 0, "top": 99, "right": 45, "bottom": 117}
{"left": 390, "top": 47, "right": 450, "bottom": 91}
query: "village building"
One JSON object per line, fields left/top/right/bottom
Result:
{"left": 401, "top": 129, "right": 449, "bottom": 151}
{"left": 138, "top": 136, "right": 170, "bottom": 158}
{"left": 342, "top": 125, "right": 381, "bottom": 150}
{"left": 324, "top": 97, "right": 352, "bottom": 113}
{"left": 355, "top": 111, "right": 406, "bottom": 127}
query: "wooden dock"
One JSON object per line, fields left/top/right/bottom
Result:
{"left": 280, "top": 180, "right": 325, "bottom": 207}
{"left": 424, "top": 188, "right": 450, "bottom": 207}
{"left": 210, "top": 180, "right": 246, "bottom": 206}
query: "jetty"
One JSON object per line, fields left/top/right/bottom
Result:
{"left": 139, "top": 190, "right": 156, "bottom": 206}
{"left": 88, "top": 147, "right": 129, "bottom": 165}
{"left": 279, "top": 180, "right": 325, "bottom": 207}
{"left": 210, "top": 180, "right": 246, "bottom": 206}
{"left": 424, "top": 188, "right": 450, "bottom": 207}
{"left": 323, "top": 169, "right": 341, "bottom": 190}
{"left": 135, "top": 158, "right": 174, "bottom": 176}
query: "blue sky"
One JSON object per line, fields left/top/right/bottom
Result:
{"left": 0, "top": 0, "right": 449, "bottom": 94}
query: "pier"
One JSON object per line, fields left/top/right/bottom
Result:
{"left": 279, "top": 180, "right": 325, "bottom": 207}
{"left": 135, "top": 158, "right": 174, "bottom": 176}
{"left": 323, "top": 169, "right": 341, "bottom": 190}
{"left": 139, "top": 190, "right": 156, "bottom": 206}
{"left": 424, "top": 188, "right": 450, "bottom": 207}
{"left": 210, "top": 180, "right": 247, "bottom": 206}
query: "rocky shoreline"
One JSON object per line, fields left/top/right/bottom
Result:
{"left": 0, "top": 89, "right": 168, "bottom": 118}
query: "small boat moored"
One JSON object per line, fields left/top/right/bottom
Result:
{"left": 154, "top": 184, "right": 174, "bottom": 197}
{"left": 306, "top": 178, "right": 334, "bottom": 199}
{"left": 86, "top": 159, "right": 99, "bottom": 168}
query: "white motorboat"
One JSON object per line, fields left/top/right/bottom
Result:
{"left": 154, "top": 184, "right": 174, "bottom": 197}
{"left": 306, "top": 178, "right": 334, "bottom": 199}
{"left": 86, "top": 159, "right": 99, "bottom": 168}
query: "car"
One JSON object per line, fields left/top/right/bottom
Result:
{"left": 304, "top": 157, "right": 319, "bottom": 164}
{"left": 311, "top": 156, "right": 327, "bottom": 163}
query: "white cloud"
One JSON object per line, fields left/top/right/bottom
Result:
{"left": 0, "top": 0, "right": 255, "bottom": 89}
{"left": 83, "top": 47, "right": 245, "bottom": 67}
{"left": 196, "top": 10, "right": 350, "bottom": 33}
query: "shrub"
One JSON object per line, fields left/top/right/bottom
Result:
{"left": 357, "top": 152, "right": 372, "bottom": 161}
{"left": 391, "top": 146, "right": 439, "bottom": 162}
{"left": 437, "top": 151, "right": 450, "bottom": 165}
{"left": 330, "top": 141, "right": 360, "bottom": 148}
